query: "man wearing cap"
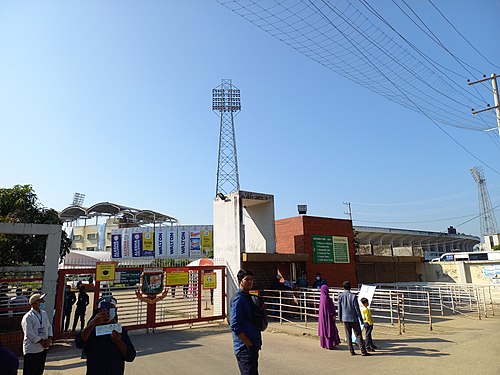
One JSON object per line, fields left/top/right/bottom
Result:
{"left": 21, "top": 293, "right": 53, "bottom": 375}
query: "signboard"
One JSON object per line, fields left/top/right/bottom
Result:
{"left": 166, "top": 270, "right": 189, "bottom": 286}
{"left": 312, "top": 235, "right": 350, "bottom": 264}
{"left": 118, "top": 270, "right": 141, "bottom": 285}
{"left": 96, "top": 262, "right": 116, "bottom": 282}
{"left": 203, "top": 272, "right": 216, "bottom": 289}
{"left": 142, "top": 227, "right": 154, "bottom": 256}
{"left": 201, "top": 228, "right": 213, "bottom": 257}
{"left": 333, "top": 236, "right": 350, "bottom": 263}
{"left": 312, "top": 235, "right": 334, "bottom": 263}
{"left": 141, "top": 269, "right": 164, "bottom": 295}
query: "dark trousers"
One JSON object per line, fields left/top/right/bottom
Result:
{"left": 343, "top": 321, "right": 367, "bottom": 354}
{"left": 62, "top": 308, "right": 72, "bottom": 331}
{"left": 23, "top": 350, "right": 47, "bottom": 375}
{"left": 72, "top": 309, "right": 85, "bottom": 331}
{"left": 236, "top": 346, "right": 259, "bottom": 375}
{"left": 364, "top": 324, "right": 375, "bottom": 349}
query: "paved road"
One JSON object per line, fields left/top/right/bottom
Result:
{"left": 22, "top": 313, "right": 500, "bottom": 375}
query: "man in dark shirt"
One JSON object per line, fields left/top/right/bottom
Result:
{"left": 338, "top": 281, "right": 369, "bottom": 356}
{"left": 62, "top": 285, "right": 76, "bottom": 332}
{"left": 230, "top": 269, "right": 262, "bottom": 375}
{"left": 72, "top": 285, "right": 89, "bottom": 332}
{"left": 75, "top": 297, "right": 136, "bottom": 375}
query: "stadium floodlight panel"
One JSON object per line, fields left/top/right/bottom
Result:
{"left": 212, "top": 88, "right": 241, "bottom": 112}
{"left": 72, "top": 192, "right": 86, "bottom": 206}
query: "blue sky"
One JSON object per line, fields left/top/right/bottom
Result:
{"left": 1, "top": 0, "right": 499, "bottom": 237}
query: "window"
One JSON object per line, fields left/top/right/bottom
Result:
{"left": 106, "top": 246, "right": 112, "bottom": 251}
{"left": 469, "top": 253, "right": 488, "bottom": 261}
{"left": 106, "top": 233, "right": 111, "bottom": 239}
{"left": 86, "top": 247, "right": 95, "bottom": 251}
{"left": 87, "top": 233, "right": 97, "bottom": 240}
{"left": 72, "top": 235, "right": 82, "bottom": 241}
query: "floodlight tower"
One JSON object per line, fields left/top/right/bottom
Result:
{"left": 212, "top": 79, "right": 241, "bottom": 196}
{"left": 72, "top": 192, "right": 85, "bottom": 207}
{"left": 470, "top": 167, "right": 498, "bottom": 236}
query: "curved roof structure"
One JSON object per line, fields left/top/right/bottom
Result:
{"left": 59, "top": 201, "right": 177, "bottom": 224}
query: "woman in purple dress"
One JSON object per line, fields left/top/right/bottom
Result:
{"left": 318, "top": 284, "right": 341, "bottom": 350}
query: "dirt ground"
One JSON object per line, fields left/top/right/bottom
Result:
{"left": 18, "top": 311, "right": 500, "bottom": 375}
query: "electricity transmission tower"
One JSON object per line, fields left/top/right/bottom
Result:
{"left": 212, "top": 79, "right": 241, "bottom": 196}
{"left": 470, "top": 166, "right": 498, "bottom": 236}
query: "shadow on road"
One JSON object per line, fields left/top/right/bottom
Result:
{"left": 365, "top": 337, "right": 451, "bottom": 358}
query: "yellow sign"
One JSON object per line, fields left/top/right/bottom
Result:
{"left": 203, "top": 273, "right": 216, "bottom": 289}
{"left": 166, "top": 271, "right": 189, "bottom": 286}
{"left": 96, "top": 262, "right": 116, "bottom": 282}
{"left": 143, "top": 230, "right": 154, "bottom": 251}
{"left": 201, "top": 230, "right": 213, "bottom": 256}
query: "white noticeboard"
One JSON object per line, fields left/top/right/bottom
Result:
{"left": 352, "top": 284, "right": 377, "bottom": 344}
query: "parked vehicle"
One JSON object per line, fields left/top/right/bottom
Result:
{"left": 431, "top": 251, "right": 500, "bottom": 262}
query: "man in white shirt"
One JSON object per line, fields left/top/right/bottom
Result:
{"left": 21, "top": 293, "right": 53, "bottom": 375}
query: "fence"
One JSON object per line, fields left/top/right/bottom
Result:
{"left": 261, "top": 282, "right": 496, "bottom": 333}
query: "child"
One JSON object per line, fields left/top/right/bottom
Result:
{"left": 360, "top": 297, "right": 377, "bottom": 352}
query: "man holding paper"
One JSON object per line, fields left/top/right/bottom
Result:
{"left": 75, "top": 297, "right": 136, "bottom": 374}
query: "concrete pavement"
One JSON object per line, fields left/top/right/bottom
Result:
{"left": 20, "top": 313, "right": 500, "bottom": 375}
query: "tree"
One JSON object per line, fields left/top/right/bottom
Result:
{"left": 0, "top": 185, "right": 70, "bottom": 265}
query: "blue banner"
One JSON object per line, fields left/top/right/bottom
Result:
{"left": 111, "top": 233, "right": 122, "bottom": 259}
{"left": 132, "top": 231, "right": 143, "bottom": 257}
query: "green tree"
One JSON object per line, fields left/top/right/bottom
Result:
{"left": 492, "top": 245, "right": 500, "bottom": 251}
{"left": 0, "top": 185, "right": 70, "bottom": 265}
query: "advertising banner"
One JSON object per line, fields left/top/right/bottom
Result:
{"left": 122, "top": 228, "right": 132, "bottom": 259}
{"left": 155, "top": 227, "right": 166, "bottom": 258}
{"left": 178, "top": 226, "right": 189, "bottom": 258}
{"left": 142, "top": 227, "right": 154, "bottom": 257}
{"left": 189, "top": 227, "right": 202, "bottom": 259}
{"left": 131, "top": 229, "right": 143, "bottom": 258}
{"left": 166, "top": 227, "right": 178, "bottom": 258}
{"left": 97, "top": 224, "right": 106, "bottom": 251}
{"left": 111, "top": 229, "right": 122, "bottom": 259}
{"left": 201, "top": 227, "right": 213, "bottom": 257}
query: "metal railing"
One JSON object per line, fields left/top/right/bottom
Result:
{"left": 261, "top": 282, "right": 496, "bottom": 333}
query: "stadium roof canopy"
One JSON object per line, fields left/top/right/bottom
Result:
{"left": 59, "top": 201, "right": 177, "bottom": 224}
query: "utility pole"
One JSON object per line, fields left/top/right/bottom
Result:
{"left": 468, "top": 73, "right": 500, "bottom": 137}
{"left": 343, "top": 201, "right": 352, "bottom": 221}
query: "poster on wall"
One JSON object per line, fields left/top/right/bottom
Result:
{"left": 201, "top": 227, "right": 213, "bottom": 257}
{"left": 111, "top": 229, "right": 122, "bottom": 259}
{"left": 155, "top": 227, "right": 166, "bottom": 258}
{"left": 122, "top": 228, "right": 132, "bottom": 258}
{"left": 131, "top": 229, "right": 143, "bottom": 258}
{"left": 110, "top": 225, "right": 213, "bottom": 260}
{"left": 312, "top": 235, "right": 334, "bottom": 263}
{"left": 178, "top": 226, "right": 189, "bottom": 258}
{"left": 333, "top": 236, "right": 350, "bottom": 263}
{"left": 189, "top": 227, "right": 202, "bottom": 259}
{"left": 142, "top": 227, "right": 154, "bottom": 257}
{"left": 166, "top": 226, "right": 178, "bottom": 258}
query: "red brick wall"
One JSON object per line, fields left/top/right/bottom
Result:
{"left": 275, "top": 216, "right": 357, "bottom": 288}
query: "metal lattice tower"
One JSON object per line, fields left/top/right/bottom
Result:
{"left": 470, "top": 166, "right": 498, "bottom": 236}
{"left": 212, "top": 79, "right": 241, "bottom": 196}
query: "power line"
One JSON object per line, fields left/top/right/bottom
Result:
{"left": 427, "top": 0, "right": 500, "bottom": 71}
{"left": 217, "top": 0, "right": 498, "bottom": 135}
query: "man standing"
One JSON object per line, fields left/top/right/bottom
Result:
{"left": 21, "top": 293, "right": 53, "bottom": 375}
{"left": 230, "top": 269, "right": 262, "bottom": 375}
{"left": 338, "top": 281, "right": 370, "bottom": 356}
{"left": 296, "top": 271, "right": 309, "bottom": 288}
{"left": 72, "top": 285, "right": 89, "bottom": 332}
{"left": 62, "top": 285, "right": 76, "bottom": 332}
{"left": 312, "top": 273, "right": 327, "bottom": 289}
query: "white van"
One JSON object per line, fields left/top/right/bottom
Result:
{"left": 431, "top": 251, "right": 500, "bottom": 262}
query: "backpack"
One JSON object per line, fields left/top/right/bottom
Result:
{"left": 248, "top": 294, "right": 268, "bottom": 332}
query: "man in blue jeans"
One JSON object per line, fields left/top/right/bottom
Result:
{"left": 230, "top": 269, "right": 262, "bottom": 375}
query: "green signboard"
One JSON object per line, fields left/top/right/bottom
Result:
{"left": 333, "top": 236, "right": 350, "bottom": 263}
{"left": 312, "top": 235, "right": 350, "bottom": 263}
{"left": 119, "top": 270, "right": 141, "bottom": 285}
{"left": 312, "top": 235, "right": 334, "bottom": 263}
